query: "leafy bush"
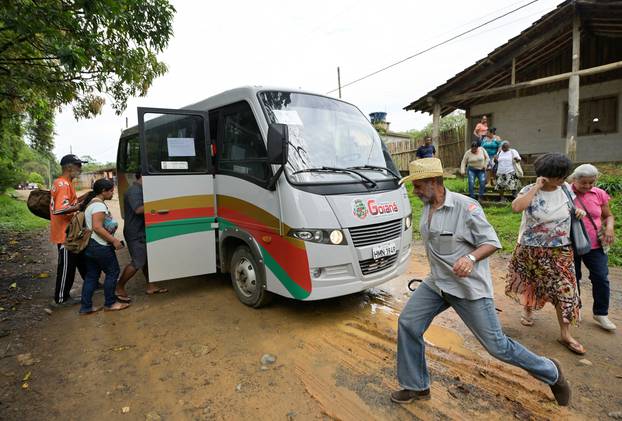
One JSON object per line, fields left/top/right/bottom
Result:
{"left": 597, "top": 174, "right": 622, "bottom": 195}
{"left": 27, "top": 172, "right": 45, "bottom": 185}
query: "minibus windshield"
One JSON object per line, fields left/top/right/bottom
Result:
{"left": 259, "top": 91, "right": 399, "bottom": 184}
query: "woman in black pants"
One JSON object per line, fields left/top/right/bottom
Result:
{"left": 570, "top": 164, "right": 616, "bottom": 331}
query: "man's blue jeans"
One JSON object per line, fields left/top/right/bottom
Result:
{"left": 574, "top": 247, "right": 610, "bottom": 315}
{"left": 397, "top": 283, "right": 558, "bottom": 391}
{"left": 467, "top": 167, "right": 486, "bottom": 199}
{"left": 81, "top": 240, "right": 120, "bottom": 312}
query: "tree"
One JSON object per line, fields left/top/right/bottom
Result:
{"left": 27, "top": 171, "right": 45, "bottom": 186}
{"left": 0, "top": 0, "right": 176, "bottom": 192}
{"left": 407, "top": 111, "right": 466, "bottom": 139}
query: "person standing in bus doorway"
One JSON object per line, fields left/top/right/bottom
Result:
{"left": 115, "top": 172, "right": 168, "bottom": 301}
{"left": 50, "top": 154, "right": 89, "bottom": 306}
{"left": 390, "top": 158, "right": 571, "bottom": 407}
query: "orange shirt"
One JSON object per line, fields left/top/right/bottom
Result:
{"left": 50, "top": 176, "right": 77, "bottom": 244}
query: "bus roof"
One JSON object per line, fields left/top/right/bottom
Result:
{"left": 120, "top": 86, "right": 353, "bottom": 138}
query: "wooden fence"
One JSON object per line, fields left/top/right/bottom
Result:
{"left": 387, "top": 126, "right": 466, "bottom": 173}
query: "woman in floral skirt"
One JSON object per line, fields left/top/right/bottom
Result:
{"left": 506, "top": 153, "right": 586, "bottom": 354}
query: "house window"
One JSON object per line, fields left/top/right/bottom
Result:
{"left": 563, "top": 96, "right": 618, "bottom": 136}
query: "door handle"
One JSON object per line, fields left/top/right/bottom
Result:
{"left": 151, "top": 209, "right": 169, "bottom": 215}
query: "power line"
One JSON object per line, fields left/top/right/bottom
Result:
{"left": 326, "top": 0, "right": 541, "bottom": 94}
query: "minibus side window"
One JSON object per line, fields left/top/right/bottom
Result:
{"left": 119, "top": 134, "right": 141, "bottom": 173}
{"left": 218, "top": 102, "right": 269, "bottom": 183}
{"left": 144, "top": 114, "right": 208, "bottom": 173}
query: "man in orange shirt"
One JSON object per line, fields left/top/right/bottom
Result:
{"left": 50, "top": 154, "right": 89, "bottom": 306}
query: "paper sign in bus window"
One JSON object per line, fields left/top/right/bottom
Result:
{"left": 167, "top": 137, "right": 196, "bottom": 157}
{"left": 273, "top": 110, "right": 303, "bottom": 126}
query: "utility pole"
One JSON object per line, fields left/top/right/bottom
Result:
{"left": 70, "top": 145, "right": 73, "bottom": 154}
{"left": 337, "top": 67, "right": 342, "bottom": 99}
{"left": 126, "top": 116, "right": 128, "bottom": 129}
{"left": 47, "top": 159, "right": 52, "bottom": 188}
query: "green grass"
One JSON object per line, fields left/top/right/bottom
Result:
{"left": 0, "top": 194, "right": 49, "bottom": 231}
{"left": 406, "top": 177, "right": 622, "bottom": 266}
{"left": 606, "top": 192, "right": 622, "bottom": 267}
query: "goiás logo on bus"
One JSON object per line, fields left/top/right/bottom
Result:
{"left": 352, "top": 199, "right": 399, "bottom": 220}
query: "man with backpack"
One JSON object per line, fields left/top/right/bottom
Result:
{"left": 50, "top": 154, "right": 89, "bottom": 306}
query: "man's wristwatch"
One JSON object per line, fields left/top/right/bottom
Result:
{"left": 466, "top": 254, "right": 477, "bottom": 263}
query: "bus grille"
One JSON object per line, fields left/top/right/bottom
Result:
{"left": 359, "top": 254, "right": 399, "bottom": 275}
{"left": 348, "top": 219, "right": 402, "bottom": 248}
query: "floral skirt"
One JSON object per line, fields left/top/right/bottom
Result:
{"left": 495, "top": 172, "right": 522, "bottom": 191}
{"left": 506, "top": 244, "right": 580, "bottom": 324}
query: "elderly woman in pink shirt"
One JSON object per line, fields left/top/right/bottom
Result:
{"left": 571, "top": 164, "right": 616, "bottom": 331}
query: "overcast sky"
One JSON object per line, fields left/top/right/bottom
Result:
{"left": 52, "top": 0, "right": 562, "bottom": 163}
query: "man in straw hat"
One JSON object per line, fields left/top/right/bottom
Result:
{"left": 391, "top": 158, "right": 571, "bottom": 406}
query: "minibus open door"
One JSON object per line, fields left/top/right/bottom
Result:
{"left": 138, "top": 107, "right": 217, "bottom": 282}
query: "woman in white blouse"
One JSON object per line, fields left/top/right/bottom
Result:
{"left": 494, "top": 141, "right": 522, "bottom": 201}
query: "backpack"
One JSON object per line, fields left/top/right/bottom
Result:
{"left": 63, "top": 198, "right": 102, "bottom": 253}
{"left": 27, "top": 189, "right": 51, "bottom": 220}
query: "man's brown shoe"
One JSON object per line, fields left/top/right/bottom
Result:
{"left": 390, "top": 389, "right": 431, "bottom": 404}
{"left": 549, "top": 358, "right": 571, "bottom": 406}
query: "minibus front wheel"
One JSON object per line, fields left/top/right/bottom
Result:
{"left": 230, "top": 246, "right": 272, "bottom": 308}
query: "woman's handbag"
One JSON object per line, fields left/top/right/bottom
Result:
{"left": 575, "top": 194, "right": 610, "bottom": 254}
{"left": 561, "top": 185, "right": 592, "bottom": 256}
{"left": 512, "top": 158, "right": 524, "bottom": 177}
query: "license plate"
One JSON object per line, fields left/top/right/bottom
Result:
{"left": 372, "top": 241, "right": 397, "bottom": 260}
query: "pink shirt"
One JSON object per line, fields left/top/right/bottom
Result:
{"left": 474, "top": 122, "right": 488, "bottom": 137}
{"left": 572, "top": 185, "right": 610, "bottom": 249}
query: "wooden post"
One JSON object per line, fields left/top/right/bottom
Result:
{"left": 465, "top": 108, "right": 471, "bottom": 151}
{"left": 511, "top": 57, "right": 518, "bottom": 98}
{"left": 432, "top": 103, "right": 441, "bottom": 151}
{"left": 566, "top": 12, "right": 580, "bottom": 161}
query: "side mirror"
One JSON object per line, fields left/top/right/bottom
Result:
{"left": 267, "top": 123, "right": 289, "bottom": 165}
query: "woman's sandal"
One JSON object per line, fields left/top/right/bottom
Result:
{"left": 115, "top": 295, "right": 132, "bottom": 303}
{"left": 557, "top": 338, "right": 586, "bottom": 355}
{"left": 79, "top": 306, "right": 102, "bottom": 316}
{"left": 104, "top": 302, "right": 131, "bottom": 312}
{"left": 520, "top": 310, "right": 534, "bottom": 326}
{"left": 146, "top": 287, "right": 168, "bottom": 295}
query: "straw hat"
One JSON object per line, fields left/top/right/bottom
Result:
{"left": 399, "top": 158, "right": 444, "bottom": 184}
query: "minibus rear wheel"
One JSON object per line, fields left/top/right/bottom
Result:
{"left": 230, "top": 246, "right": 272, "bottom": 308}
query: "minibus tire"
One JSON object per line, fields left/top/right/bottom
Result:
{"left": 230, "top": 246, "right": 272, "bottom": 308}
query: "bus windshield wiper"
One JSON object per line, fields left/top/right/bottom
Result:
{"left": 292, "top": 166, "right": 377, "bottom": 187}
{"left": 347, "top": 165, "right": 400, "bottom": 180}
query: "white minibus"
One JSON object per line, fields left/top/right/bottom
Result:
{"left": 116, "top": 86, "right": 412, "bottom": 307}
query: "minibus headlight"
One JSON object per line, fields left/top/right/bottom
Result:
{"left": 329, "top": 230, "right": 344, "bottom": 245}
{"left": 404, "top": 214, "right": 412, "bottom": 230}
{"left": 289, "top": 229, "right": 346, "bottom": 245}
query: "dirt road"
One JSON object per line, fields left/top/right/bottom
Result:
{"left": 0, "top": 194, "right": 620, "bottom": 420}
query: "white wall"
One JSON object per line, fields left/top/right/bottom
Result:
{"left": 471, "top": 79, "right": 622, "bottom": 162}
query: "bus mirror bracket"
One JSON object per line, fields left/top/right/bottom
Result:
{"left": 267, "top": 123, "right": 289, "bottom": 190}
